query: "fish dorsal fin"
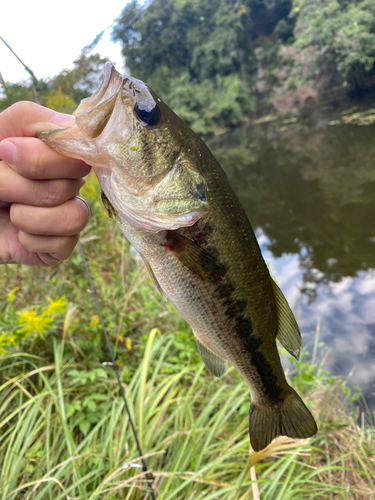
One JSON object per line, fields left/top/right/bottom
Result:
{"left": 272, "top": 279, "right": 301, "bottom": 360}
{"left": 194, "top": 335, "right": 228, "bottom": 378}
{"left": 139, "top": 252, "right": 168, "bottom": 300}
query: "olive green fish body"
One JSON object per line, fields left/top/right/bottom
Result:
{"left": 38, "top": 63, "right": 317, "bottom": 451}
{"left": 117, "top": 153, "right": 283, "bottom": 398}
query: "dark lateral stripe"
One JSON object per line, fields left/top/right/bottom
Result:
{"left": 216, "top": 280, "right": 283, "bottom": 402}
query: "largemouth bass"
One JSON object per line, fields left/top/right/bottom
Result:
{"left": 38, "top": 63, "right": 317, "bottom": 451}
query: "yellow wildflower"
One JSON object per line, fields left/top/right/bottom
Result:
{"left": 44, "top": 296, "right": 67, "bottom": 315}
{"left": 17, "top": 308, "right": 53, "bottom": 340}
{"left": 89, "top": 315, "right": 100, "bottom": 327}
{"left": 125, "top": 337, "right": 132, "bottom": 351}
{"left": 7, "top": 287, "right": 19, "bottom": 303}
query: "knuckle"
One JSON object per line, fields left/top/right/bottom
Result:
{"left": 40, "top": 180, "right": 64, "bottom": 206}
{"left": 71, "top": 211, "right": 87, "bottom": 233}
{"left": 49, "top": 235, "right": 78, "bottom": 261}
{"left": 8, "top": 101, "right": 39, "bottom": 121}
{"left": 55, "top": 202, "right": 85, "bottom": 236}
{"left": 29, "top": 150, "right": 47, "bottom": 178}
{"left": 18, "top": 230, "right": 30, "bottom": 249}
{"left": 69, "top": 200, "right": 89, "bottom": 233}
{"left": 59, "top": 235, "right": 79, "bottom": 258}
{"left": 54, "top": 236, "right": 70, "bottom": 254}
{"left": 9, "top": 204, "right": 22, "bottom": 228}
{"left": 9, "top": 101, "right": 29, "bottom": 114}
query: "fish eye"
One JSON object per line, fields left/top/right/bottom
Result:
{"left": 134, "top": 99, "right": 161, "bottom": 126}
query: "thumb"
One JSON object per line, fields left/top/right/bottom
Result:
{"left": 0, "top": 101, "right": 74, "bottom": 141}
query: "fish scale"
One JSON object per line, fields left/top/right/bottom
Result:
{"left": 38, "top": 62, "right": 317, "bottom": 451}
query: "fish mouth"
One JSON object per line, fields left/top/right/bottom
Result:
{"left": 73, "top": 63, "right": 124, "bottom": 120}
{"left": 36, "top": 63, "right": 129, "bottom": 162}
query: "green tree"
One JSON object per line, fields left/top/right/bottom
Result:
{"left": 46, "top": 87, "right": 77, "bottom": 114}
{"left": 0, "top": 82, "right": 36, "bottom": 111}
{"left": 50, "top": 51, "right": 111, "bottom": 103}
{"left": 112, "top": 0, "right": 293, "bottom": 133}
{"left": 285, "top": 0, "right": 375, "bottom": 91}
{"left": 0, "top": 50, "right": 110, "bottom": 113}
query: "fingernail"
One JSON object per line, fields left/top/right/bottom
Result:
{"left": 0, "top": 139, "right": 17, "bottom": 165}
{"left": 51, "top": 113, "right": 75, "bottom": 127}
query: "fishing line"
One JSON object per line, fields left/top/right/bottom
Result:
{"left": 78, "top": 241, "right": 156, "bottom": 499}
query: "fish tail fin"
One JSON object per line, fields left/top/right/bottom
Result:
{"left": 249, "top": 389, "right": 317, "bottom": 452}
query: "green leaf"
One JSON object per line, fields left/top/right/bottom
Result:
{"left": 79, "top": 419, "right": 91, "bottom": 435}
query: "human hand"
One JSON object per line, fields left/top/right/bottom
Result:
{"left": 0, "top": 101, "right": 91, "bottom": 266}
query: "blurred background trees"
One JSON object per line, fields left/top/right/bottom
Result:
{"left": 2, "top": 0, "right": 375, "bottom": 133}
{"left": 0, "top": 50, "right": 109, "bottom": 114}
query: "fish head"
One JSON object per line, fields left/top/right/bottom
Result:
{"left": 38, "top": 63, "right": 208, "bottom": 232}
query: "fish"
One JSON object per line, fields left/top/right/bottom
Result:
{"left": 37, "top": 63, "right": 317, "bottom": 451}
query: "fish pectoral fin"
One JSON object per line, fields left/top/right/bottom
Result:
{"left": 164, "top": 230, "right": 225, "bottom": 281}
{"left": 195, "top": 337, "right": 228, "bottom": 378}
{"left": 272, "top": 279, "right": 301, "bottom": 360}
{"left": 139, "top": 252, "right": 168, "bottom": 301}
{"left": 249, "top": 388, "right": 317, "bottom": 452}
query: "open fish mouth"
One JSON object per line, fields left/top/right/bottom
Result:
{"left": 73, "top": 63, "right": 124, "bottom": 119}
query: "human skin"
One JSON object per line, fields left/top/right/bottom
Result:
{"left": 0, "top": 101, "right": 91, "bottom": 266}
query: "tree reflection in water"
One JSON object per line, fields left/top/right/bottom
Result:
{"left": 208, "top": 108, "right": 375, "bottom": 410}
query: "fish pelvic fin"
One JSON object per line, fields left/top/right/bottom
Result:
{"left": 249, "top": 389, "right": 317, "bottom": 452}
{"left": 195, "top": 337, "right": 228, "bottom": 378}
{"left": 272, "top": 279, "right": 301, "bottom": 360}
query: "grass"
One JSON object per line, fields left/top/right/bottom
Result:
{"left": 1, "top": 329, "right": 374, "bottom": 499}
{"left": 1, "top": 174, "right": 374, "bottom": 499}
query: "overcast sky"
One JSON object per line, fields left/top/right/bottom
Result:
{"left": 0, "top": 1, "right": 131, "bottom": 84}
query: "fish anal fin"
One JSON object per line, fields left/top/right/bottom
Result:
{"left": 249, "top": 388, "right": 318, "bottom": 452}
{"left": 272, "top": 279, "right": 301, "bottom": 360}
{"left": 164, "top": 230, "right": 225, "bottom": 282}
{"left": 195, "top": 336, "right": 228, "bottom": 378}
{"left": 139, "top": 252, "right": 167, "bottom": 300}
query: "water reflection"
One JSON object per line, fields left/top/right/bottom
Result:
{"left": 260, "top": 231, "right": 375, "bottom": 411}
{"left": 207, "top": 115, "right": 375, "bottom": 410}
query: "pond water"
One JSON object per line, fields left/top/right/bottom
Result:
{"left": 207, "top": 98, "right": 375, "bottom": 414}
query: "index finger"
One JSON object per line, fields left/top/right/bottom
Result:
{"left": 0, "top": 101, "right": 73, "bottom": 141}
{"left": 0, "top": 137, "right": 91, "bottom": 179}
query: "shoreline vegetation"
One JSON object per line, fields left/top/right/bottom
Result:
{"left": 3, "top": 1, "right": 375, "bottom": 134}
{"left": 1, "top": 175, "right": 374, "bottom": 498}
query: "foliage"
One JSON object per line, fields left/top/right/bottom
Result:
{"left": 50, "top": 51, "right": 111, "bottom": 104}
{"left": 46, "top": 87, "right": 77, "bottom": 114}
{"left": 292, "top": 0, "right": 375, "bottom": 86}
{"left": 3, "top": 0, "right": 375, "bottom": 124}
{"left": 0, "top": 82, "right": 36, "bottom": 111}
{"left": 0, "top": 326, "right": 374, "bottom": 499}
{"left": 0, "top": 50, "right": 110, "bottom": 113}
{"left": 271, "top": 0, "right": 375, "bottom": 108}
{"left": 112, "top": 0, "right": 292, "bottom": 132}
{"left": 166, "top": 72, "right": 255, "bottom": 134}
{"left": 0, "top": 292, "right": 67, "bottom": 353}
{"left": 111, "top": 0, "right": 375, "bottom": 122}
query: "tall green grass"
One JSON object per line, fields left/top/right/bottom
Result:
{"left": 1, "top": 326, "right": 374, "bottom": 499}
